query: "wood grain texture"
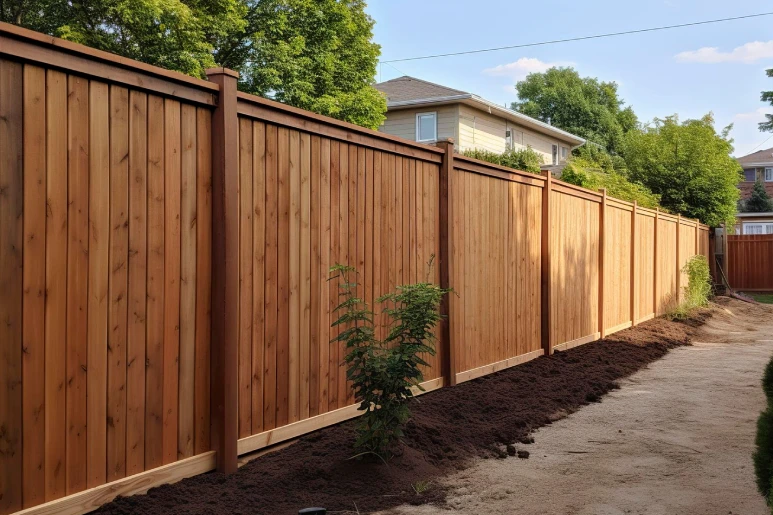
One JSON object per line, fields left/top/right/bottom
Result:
{"left": 22, "top": 64, "right": 47, "bottom": 508}
{"left": 727, "top": 235, "right": 773, "bottom": 290}
{"left": 1, "top": 58, "right": 24, "bottom": 514}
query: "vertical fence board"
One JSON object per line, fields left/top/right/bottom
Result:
{"left": 194, "top": 108, "right": 212, "bottom": 455}
{"left": 44, "top": 68, "right": 68, "bottom": 501}
{"left": 107, "top": 85, "right": 129, "bottom": 482}
{"left": 178, "top": 103, "right": 198, "bottom": 458}
{"left": 162, "top": 99, "right": 181, "bottom": 466}
{"left": 318, "top": 138, "right": 331, "bottom": 415}
{"left": 327, "top": 141, "right": 339, "bottom": 412}
{"left": 0, "top": 59, "right": 23, "bottom": 514}
{"left": 238, "top": 118, "right": 253, "bottom": 438}
{"left": 263, "top": 124, "right": 278, "bottom": 432}
{"left": 126, "top": 90, "right": 148, "bottom": 475}
{"left": 144, "top": 94, "right": 165, "bottom": 471}
{"left": 65, "top": 74, "right": 89, "bottom": 496}
{"left": 22, "top": 64, "right": 46, "bottom": 508}
{"left": 276, "top": 127, "right": 290, "bottom": 427}
{"left": 300, "top": 133, "right": 312, "bottom": 419}
{"left": 251, "top": 121, "right": 266, "bottom": 434}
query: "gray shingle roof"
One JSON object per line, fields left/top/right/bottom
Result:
{"left": 737, "top": 147, "right": 773, "bottom": 166}
{"left": 374, "top": 76, "right": 468, "bottom": 104}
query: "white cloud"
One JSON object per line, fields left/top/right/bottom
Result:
{"left": 675, "top": 41, "right": 773, "bottom": 64}
{"left": 484, "top": 58, "right": 573, "bottom": 81}
{"left": 733, "top": 107, "right": 773, "bottom": 123}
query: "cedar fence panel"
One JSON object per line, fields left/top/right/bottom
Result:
{"left": 448, "top": 156, "right": 544, "bottom": 384}
{"left": 0, "top": 21, "right": 711, "bottom": 515}
{"left": 233, "top": 97, "right": 444, "bottom": 456}
{"left": 727, "top": 235, "right": 773, "bottom": 291}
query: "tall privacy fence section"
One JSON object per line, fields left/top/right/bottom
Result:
{"left": 0, "top": 23, "right": 709, "bottom": 515}
{"left": 726, "top": 235, "right": 773, "bottom": 291}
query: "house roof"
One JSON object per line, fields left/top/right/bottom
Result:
{"left": 374, "top": 76, "right": 586, "bottom": 147}
{"left": 737, "top": 147, "right": 773, "bottom": 167}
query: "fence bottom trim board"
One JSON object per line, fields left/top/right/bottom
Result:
{"left": 454, "top": 349, "right": 545, "bottom": 384}
{"left": 553, "top": 332, "right": 601, "bottom": 353}
{"left": 605, "top": 321, "right": 633, "bottom": 336}
{"left": 237, "top": 377, "right": 445, "bottom": 456}
{"left": 14, "top": 451, "right": 217, "bottom": 515}
{"left": 635, "top": 313, "right": 655, "bottom": 325}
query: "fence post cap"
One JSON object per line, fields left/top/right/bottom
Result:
{"left": 205, "top": 67, "right": 239, "bottom": 79}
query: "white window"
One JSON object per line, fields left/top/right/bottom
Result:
{"left": 416, "top": 112, "right": 437, "bottom": 142}
{"left": 743, "top": 222, "right": 773, "bottom": 234}
{"left": 765, "top": 167, "right": 773, "bottom": 181}
{"left": 561, "top": 146, "right": 568, "bottom": 160}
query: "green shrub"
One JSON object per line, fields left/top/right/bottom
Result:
{"left": 561, "top": 157, "right": 662, "bottom": 210}
{"left": 667, "top": 255, "right": 712, "bottom": 320}
{"left": 461, "top": 146, "right": 544, "bottom": 174}
{"left": 330, "top": 262, "right": 450, "bottom": 459}
{"left": 755, "top": 404, "right": 773, "bottom": 501}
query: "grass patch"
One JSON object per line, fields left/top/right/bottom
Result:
{"left": 748, "top": 293, "right": 773, "bottom": 305}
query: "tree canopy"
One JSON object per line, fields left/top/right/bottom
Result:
{"left": 2, "top": 0, "right": 387, "bottom": 129}
{"left": 760, "top": 67, "right": 773, "bottom": 132}
{"left": 511, "top": 67, "right": 638, "bottom": 154}
{"left": 622, "top": 114, "right": 741, "bottom": 227}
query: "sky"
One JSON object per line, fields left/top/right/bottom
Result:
{"left": 365, "top": 0, "right": 773, "bottom": 157}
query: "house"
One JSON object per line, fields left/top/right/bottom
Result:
{"left": 734, "top": 147, "right": 773, "bottom": 234}
{"left": 374, "top": 76, "right": 585, "bottom": 171}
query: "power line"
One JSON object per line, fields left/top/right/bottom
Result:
{"left": 381, "top": 12, "right": 773, "bottom": 63}
{"left": 748, "top": 132, "right": 773, "bottom": 153}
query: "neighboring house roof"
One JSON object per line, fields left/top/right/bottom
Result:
{"left": 736, "top": 212, "right": 773, "bottom": 218}
{"left": 737, "top": 147, "right": 773, "bottom": 167}
{"left": 374, "top": 76, "right": 586, "bottom": 147}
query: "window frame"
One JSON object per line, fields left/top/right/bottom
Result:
{"left": 743, "top": 222, "right": 773, "bottom": 234}
{"left": 552, "top": 144, "right": 558, "bottom": 165}
{"left": 415, "top": 111, "right": 438, "bottom": 143}
{"left": 765, "top": 167, "right": 773, "bottom": 182}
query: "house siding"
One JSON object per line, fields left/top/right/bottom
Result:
{"left": 457, "top": 104, "right": 573, "bottom": 165}
{"left": 378, "top": 105, "right": 458, "bottom": 143}
{"left": 740, "top": 167, "right": 773, "bottom": 200}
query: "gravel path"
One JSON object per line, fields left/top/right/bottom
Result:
{"left": 383, "top": 302, "right": 773, "bottom": 515}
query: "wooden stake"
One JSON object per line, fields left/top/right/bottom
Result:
{"left": 598, "top": 189, "right": 607, "bottom": 338}
{"left": 654, "top": 208, "right": 659, "bottom": 315}
{"left": 630, "top": 201, "right": 637, "bottom": 326}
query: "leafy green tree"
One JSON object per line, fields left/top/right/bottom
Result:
{"left": 2, "top": 0, "right": 386, "bottom": 129}
{"left": 622, "top": 114, "right": 741, "bottom": 227}
{"left": 744, "top": 180, "right": 773, "bottom": 213}
{"left": 511, "top": 67, "right": 638, "bottom": 154}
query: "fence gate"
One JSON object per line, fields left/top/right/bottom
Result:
{"left": 726, "top": 235, "right": 773, "bottom": 291}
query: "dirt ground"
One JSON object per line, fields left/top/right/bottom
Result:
{"left": 94, "top": 298, "right": 769, "bottom": 514}
{"left": 382, "top": 298, "right": 773, "bottom": 515}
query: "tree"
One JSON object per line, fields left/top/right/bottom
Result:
{"left": 622, "top": 114, "right": 741, "bottom": 227}
{"left": 560, "top": 156, "right": 661, "bottom": 210}
{"left": 2, "top": 0, "right": 386, "bottom": 129}
{"left": 744, "top": 180, "right": 773, "bottom": 213}
{"left": 511, "top": 67, "right": 638, "bottom": 154}
{"left": 760, "top": 68, "right": 773, "bottom": 132}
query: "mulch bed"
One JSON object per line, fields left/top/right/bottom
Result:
{"left": 95, "top": 307, "right": 717, "bottom": 515}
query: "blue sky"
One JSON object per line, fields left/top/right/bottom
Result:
{"left": 366, "top": 0, "right": 773, "bottom": 157}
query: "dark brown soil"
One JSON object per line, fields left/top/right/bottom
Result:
{"left": 94, "top": 305, "right": 719, "bottom": 515}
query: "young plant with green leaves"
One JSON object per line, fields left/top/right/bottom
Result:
{"left": 330, "top": 262, "right": 450, "bottom": 459}
{"left": 461, "top": 146, "right": 544, "bottom": 174}
{"left": 667, "top": 255, "right": 712, "bottom": 320}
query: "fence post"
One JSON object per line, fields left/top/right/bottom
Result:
{"left": 436, "top": 138, "right": 455, "bottom": 386}
{"left": 676, "top": 214, "right": 682, "bottom": 303}
{"left": 630, "top": 201, "right": 638, "bottom": 326}
{"left": 598, "top": 189, "right": 607, "bottom": 339}
{"left": 654, "top": 208, "right": 659, "bottom": 315}
{"left": 541, "top": 170, "right": 553, "bottom": 355}
{"left": 206, "top": 67, "right": 239, "bottom": 474}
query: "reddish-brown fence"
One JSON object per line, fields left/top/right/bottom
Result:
{"left": 727, "top": 235, "right": 773, "bottom": 291}
{"left": 0, "top": 23, "right": 710, "bottom": 515}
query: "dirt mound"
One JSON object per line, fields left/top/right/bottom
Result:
{"left": 95, "top": 301, "right": 748, "bottom": 515}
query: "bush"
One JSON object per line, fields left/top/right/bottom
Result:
{"left": 755, "top": 356, "right": 773, "bottom": 509}
{"left": 330, "top": 262, "right": 450, "bottom": 459}
{"left": 461, "top": 146, "right": 544, "bottom": 174}
{"left": 667, "top": 255, "right": 712, "bottom": 320}
{"left": 561, "top": 156, "right": 662, "bottom": 210}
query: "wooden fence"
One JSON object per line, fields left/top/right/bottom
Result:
{"left": 0, "top": 22, "right": 710, "bottom": 515}
{"left": 726, "top": 235, "right": 773, "bottom": 291}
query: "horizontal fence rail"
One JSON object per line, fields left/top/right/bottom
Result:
{"left": 0, "top": 21, "right": 710, "bottom": 515}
